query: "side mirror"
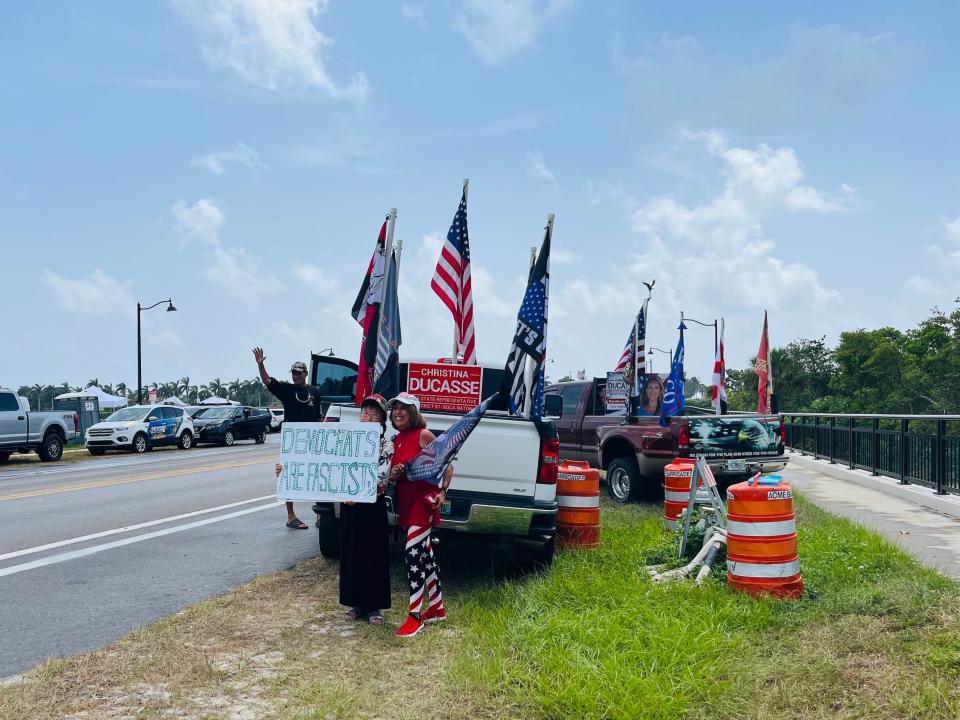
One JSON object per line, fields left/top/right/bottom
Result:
{"left": 147, "top": 415, "right": 158, "bottom": 422}
{"left": 544, "top": 395, "right": 563, "bottom": 417}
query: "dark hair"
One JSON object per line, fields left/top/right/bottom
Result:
{"left": 390, "top": 403, "right": 426, "bottom": 430}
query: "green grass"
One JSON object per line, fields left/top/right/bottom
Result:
{"left": 451, "top": 496, "right": 960, "bottom": 720}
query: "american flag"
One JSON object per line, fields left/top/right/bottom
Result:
{"left": 614, "top": 300, "right": 647, "bottom": 388}
{"left": 431, "top": 189, "right": 477, "bottom": 365}
{"left": 501, "top": 223, "right": 550, "bottom": 417}
{"left": 406, "top": 394, "right": 497, "bottom": 485}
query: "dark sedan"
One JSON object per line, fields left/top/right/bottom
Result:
{"left": 192, "top": 406, "right": 271, "bottom": 446}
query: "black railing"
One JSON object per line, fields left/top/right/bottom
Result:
{"left": 783, "top": 413, "right": 960, "bottom": 496}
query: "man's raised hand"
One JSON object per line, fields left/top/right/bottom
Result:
{"left": 253, "top": 347, "right": 266, "bottom": 365}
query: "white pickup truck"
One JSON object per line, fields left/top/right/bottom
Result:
{"left": 311, "top": 354, "right": 561, "bottom": 566}
{"left": 0, "top": 388, "right": 80, "bottom": 463}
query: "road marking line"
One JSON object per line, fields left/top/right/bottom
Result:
{"left": 0, "top": 495, "right": 277, "bottom": 561}
{"left": 0, "top": 459, "right": 273, "bottom": 502}
{"left": 0, "top": 502, "right": 283, "bottom": 578}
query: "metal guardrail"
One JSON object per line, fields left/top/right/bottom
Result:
{"left": 783, "top": 413, "right": 960, "bottom": 495}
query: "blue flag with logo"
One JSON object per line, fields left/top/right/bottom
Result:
{"left": 659, "top": 322, "right": 686, "bottom": 427}
{"left": 406, "top": 394, "right": 498, "bottom": 485}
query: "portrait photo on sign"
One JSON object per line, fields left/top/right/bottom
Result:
{"left": 636, "top": 373, "right": 665, "bottom": 416}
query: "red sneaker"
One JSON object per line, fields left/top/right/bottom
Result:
{"left": 422, "top": 605, "right": 447, "bottom": 623}
{"left": 395, "top": 614, "right": 425, "bottom": 638}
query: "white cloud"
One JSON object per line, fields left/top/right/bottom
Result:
{"left": 172, "top": 198, "right": 225, "bottom": 245}
{"left": 145, "top": 328, "right": 184, "bottom": 347}
{"left": 551, "top": 248, "right": 580, "bottom": 264}
{"left": 945, "top": 214, "right": 960, "bottom": 243}
{"left": 174, "top": 0, "right": 368, "bottom": 100}
{"left": 293, "top": 263, "right": 340, "bottom": 294}
{"left": 455, "top": 0, "right": 574, "bottom": 65}
{"left": 172, "top": 197, "right": 280, "bottom": 302}
{"left": 41, "top": 268, "right": 134, "bottom": 315}
{"left": 191, "top": 141, "right": 267, "bottom": 175}
{"left": 400, "top": 2, "right": 426, "bottom": 28}
{"left": 528, "top": 151, "right": 557, "bottom": 185}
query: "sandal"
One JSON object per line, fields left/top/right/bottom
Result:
{"left": 286, "top": 518, "right": 308, "bottom": 530}
{"left": 344, "top": 607, "right": 363, "bottom": 621}
{"left": 367, "top": 611, "right": 384, "bottom": 625}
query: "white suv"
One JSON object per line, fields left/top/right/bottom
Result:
{"left": 268, "top": 408, "right": 284, "bottom": 432}
{"left": 85, "top": 405, "right": 195, "bottom": 455}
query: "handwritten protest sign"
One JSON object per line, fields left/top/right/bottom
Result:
{"left": 276, "top": 422, "right": 380, "bottom": 503}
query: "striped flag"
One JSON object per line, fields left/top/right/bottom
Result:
{"left": 614, "top": 300, "right": 647, "bottom": 390}
{"left": 351, "top": 219, "right": 387, "bottom": 403}
{"left": 406, "top": 394, "right": 498, "bottom": 485}
{"left": 500, "top": 222, "right": 551, "bottom": 417}
{"left": 711, "top": 318, "right": 727, "bottom": 414}
{"left": 431, "top": 189, "right": 477, "bottom": 365}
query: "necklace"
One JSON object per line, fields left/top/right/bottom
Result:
{"left": 293, "top": 387, "right": 313, "bottom": 405}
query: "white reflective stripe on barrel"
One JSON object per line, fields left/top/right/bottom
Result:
{"left": 727, "top": 559, "right": 801, "bottom": 578}
{"left": 727, "top": 518, "right": 797, "bottom": 537}
{"left": 664, "top": 490, "right": 690, "bottom": 502}
{"left": 557, "top": 495, "right": 600, "bottom": 508}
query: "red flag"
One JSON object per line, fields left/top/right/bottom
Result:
{"left": 755, "top": 311, "right": 771, "bottom": 414}
{"left": 352, "top": 219, "right": 387, "bottom": 403}
{"left": 712, "top": 318, "right": 727, "bottom": 414}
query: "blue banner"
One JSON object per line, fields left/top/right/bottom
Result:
{"left": 659, "top": 322, "right": 686, "bottom": 427}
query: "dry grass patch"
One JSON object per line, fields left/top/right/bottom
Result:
{"left": 0, "top": 542, "right": 514, "bottom": 720}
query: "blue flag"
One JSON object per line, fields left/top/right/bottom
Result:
{"left": 406, "top": 394, "right": 497, "bottom": 485}
{"left": 659, "top": 322, "right": 686, "bottom": 427}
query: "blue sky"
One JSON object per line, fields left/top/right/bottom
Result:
{"left": 3, "top": 0, "right": 959, "bottom": 393}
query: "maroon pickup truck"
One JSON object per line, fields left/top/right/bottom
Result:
{"left": 544, "top": 380, "right": 788, "bottom": 503}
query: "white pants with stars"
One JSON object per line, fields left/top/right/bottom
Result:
{"left": 405, "top": 525, "right": 443, "bottom": 616}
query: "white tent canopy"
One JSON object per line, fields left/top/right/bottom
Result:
{"left": 55, "top": 385, "right": 128, "bottom": 409}
{"left": 198, "top": 396, "right": 240, "bottom": 405}
{"left": 160, "top": 396, "right": 188, "bottom": 407}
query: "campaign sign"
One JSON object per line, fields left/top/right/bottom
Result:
{"left": 277, "top": 422, "right": 380, "bottom": 503}
{"left": 407, "top": 362, "right": 482, "bottom": 413}
{"left": 605, "top": 371, "right": 628, "bottom": 414}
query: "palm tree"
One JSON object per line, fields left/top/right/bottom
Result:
{"left": 116, "top": 382, "right": 127, "bottom": 398}
{"left": 30, "top": 384, "right": 43, "bottom": 410}
{"left": 101, "top": 383, "right": 115, "bottom": 396}
{"left": 207, "top": 378, "right": 226, "bottom": 399}
{"left": 86, "top": 378, "right": 99, "bottom": 389}
{"left": 198, "top": 387, "right": 211, "bottom": 401}
{"left": 227, "top": 378, "right": 242, "bottom": 402}
{"left": 177, "top": 377, "right": 190, "bottom": 396}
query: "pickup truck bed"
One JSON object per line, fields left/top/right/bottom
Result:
{"left": 0, "top": 389, "right": 80, "bottom": 463}
{"left": 545, "top": 380, "right": 788, "bottom": 502}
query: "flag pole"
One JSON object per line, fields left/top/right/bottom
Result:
{"left": 375, "top": 208, "right": 398, "bottom": 359}
{"left": 451, "top": 179, "right": 469, "bottom": 364}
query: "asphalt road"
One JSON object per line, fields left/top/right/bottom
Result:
{"left": 0, "top": 435, "right": 322, "bottom": 679}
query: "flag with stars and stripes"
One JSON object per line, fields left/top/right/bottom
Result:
{"left": 500, "top": 222, "right": 551, "bottom": 418}
{"left": 405, "top": 394, "right": 498, "bottom": 485}
{"left": 614, "top": 299, "right": 647, "bottom": 391}
{"left": 431, "top": 189, "right": 477, "bottom": 365}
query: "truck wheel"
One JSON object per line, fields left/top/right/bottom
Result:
{"left": 606, "top": 456, "right": 639, "bottom": 503}
{"left": 88, "top": 448, "right": 106, "bottom": 456}
{"left": 132, "top": 433, "right": 148, "bottom": 454}
{"left": 318, "top": 519, "right": 341, "bottom": 559}
{"left": 178, "top": 431, "right": 193, "bottom": 450}
{"left": 255, "top": 431, "right": 266, "bottom": 444}
{"left": 0, "top": 451, "right": 10, "bottom": 464}
{"left": 38, "top": 432, "right": 64, "bottom": 462}
{"left": 222, "top": 430, "right": 235, "bottom": 447}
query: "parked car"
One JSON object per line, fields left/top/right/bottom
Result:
{"left": 85, "top": 404, "right": 195, "bottom": 454}
{"left": 543, "top": 379, "right": 788, "bottom": 503}
{"left": 314, "top": 354, "right": 559, "bottom": 566}
{"left": 193, "top": 405, "right": 271, "bottom": 446}
{"left": 184, "top": 406, "right": 208, "bottom": 419}
{"left": 267, "top": 407, "right": 284, "bottom": 432}
{"left": 0, "top": 388, "right": 80, "bottom": 463}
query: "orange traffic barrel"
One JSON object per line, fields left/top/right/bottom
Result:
{"left": 663, "top": 458, "right": 699, "bottom": 529}
{"left": 556, "top": 460, "right": 600, "bottom": 548}
{"left": 726, "top": 474, "right": 803, "bottom": 599}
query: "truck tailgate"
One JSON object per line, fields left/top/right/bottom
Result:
{"left": 685, "top": 415, "right": 782, "bottom": 458}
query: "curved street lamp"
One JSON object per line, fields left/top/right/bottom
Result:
{"left": 647, "top": 346, "right": 673, "bottom": 372}
{"left": 138, "top": 299, "right": 177, "bottom": 405}
{"left": 680, "top": 311, "right": 717, "bottom": 353}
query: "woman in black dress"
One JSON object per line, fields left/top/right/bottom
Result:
{"left": 339, "top": 394, "right": 393, "bottom": 624}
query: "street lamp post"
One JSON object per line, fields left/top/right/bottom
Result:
{"left": 680, "top": 311, "right": 717, "bottom": 354}
{"left": 137, "top": 299, "right": 177, "bottom": 405}
{"left": 648, "top": 346, "right": 673, "bottom": 373}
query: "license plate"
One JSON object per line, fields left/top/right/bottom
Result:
{"left": 725, "top": 459, "right": 747, "bottom": 473}
{"left": 440, "top": 501, "right": 452, "bottom": 516}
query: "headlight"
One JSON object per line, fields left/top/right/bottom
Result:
{"left": 114, "top": 426, "right": 130, "bottom": 431}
